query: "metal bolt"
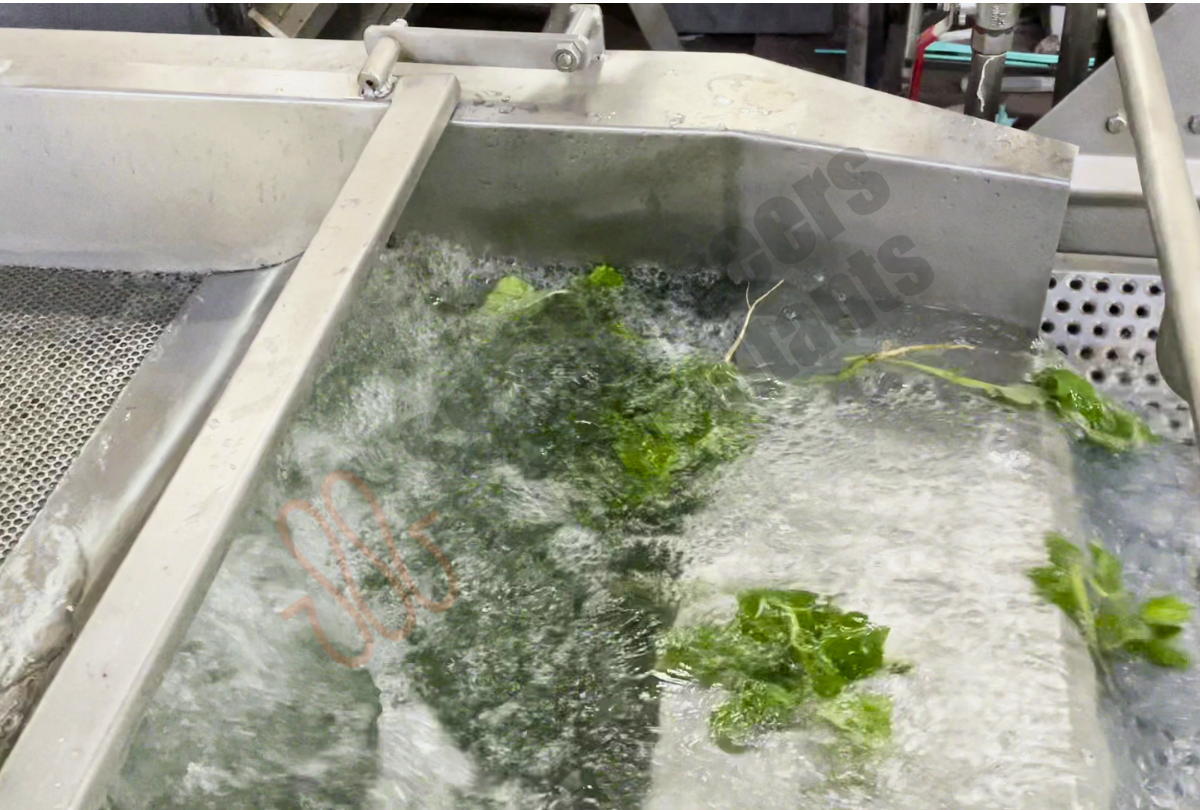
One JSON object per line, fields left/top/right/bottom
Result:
{"left": 553, "top": 47, "right": 579, "bottom": 72}
{"left": 1105, "top": 113, "right": 1127, "bottom": 134}
{"left": 1188, "top": 115, "right": 1200, "bottom": 135}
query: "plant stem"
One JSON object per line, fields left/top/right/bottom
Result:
{"left": 725, "top": 279, "right": 786, "bottom": 364}
{"left": 845, "top": 343, "right": 975, "bottom": 363}
{"left": 878, "top": 358, "right": 999, "bottom": 393}
{"left": 1070, "top": 562, "right": 1109, "bottom": 675}
{"left": 838, "top": 343, "right": 975, "bottom": 380}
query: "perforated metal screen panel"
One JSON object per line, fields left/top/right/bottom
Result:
{"left": 1039, "top": 269, "right": 1191, "bottom": 442}
{"left": 0, "top": 267, "right": 200, "bottom": 565}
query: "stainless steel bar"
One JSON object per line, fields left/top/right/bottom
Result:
{"left": 543, "top": 2, "right": 572, "bottom": 33}
{"left": 628, "top": 3, "right": 682, "bottom": 51}
{"left": 1106, "top": 3, "right": 1200, "bottom": 432}
{"left": 903, "top": 2, "right": 923, "bottom": 64}
{"left": 1053, "top": 3, "right": 1099, "bottom": 105}
{"left": 845, "top": 3, "right": 870, "bottom": 86}
{"left": 362, "top": 17, "right": 603, "bottom": 73}
{"left": 964, "top": 2, "right": 1016, "bottom": 121}
{"left": 0, "top": 72, "right": 459, "bottom": 810}
{"left": 359, "top": 34, "right": 401, "bottom": 94}
{"left": 901, "top": 1, "right": 924, "bottom": 95}
{"left": 564, "top": 3, "right": 599, "bottom": 39}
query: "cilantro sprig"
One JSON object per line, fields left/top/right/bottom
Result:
{"left": 659, "top": 590, "right": 895, "bottom": 750}
{"left": 835, "top": 344, "right": 1158, "bottom": 452}
{"left": 1028, "top": 532, "right": 1191, "bottom": 670}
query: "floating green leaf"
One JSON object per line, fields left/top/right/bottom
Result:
{"left": 1140, "top": 595, "right": 1191, "bottom": 629}
{"left": 1028, "top": 532, "right": 1191, "bottom": 670}
{"left": 835, "top": 346, "right": 1157, "bottom": 452}
{"left": 585, "top": 263, "right": 624, "bottom": 289}
{"left": 815, "top": 692, "right": 893, "bottom": 750}
{"left": 481, "top": 274, "right": 542, "bottom": 315}
{"left": 1031, "top": 368, "right": 1159, "bottom": 452}
{"left": 659, "top": 589, "right": 895, "bottom": 749}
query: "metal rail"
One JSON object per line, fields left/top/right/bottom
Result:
{"left": 1107, "top": 3, "right": 1200, "bottom": 435}
{"left": 0, "top": 72, "right": 459, "bottom": 810}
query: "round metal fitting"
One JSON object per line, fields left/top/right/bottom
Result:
{"left": 553, "top": 47, "right": 579, "bottom": 72}
{"left": 1106, "top": 114, "right": 1127, "bottom": 134}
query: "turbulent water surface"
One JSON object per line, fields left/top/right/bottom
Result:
{"left": 104, "top": 238, "right": 1200, "bottom": 810}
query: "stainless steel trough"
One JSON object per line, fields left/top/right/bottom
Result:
{"left": 0, "top": 16, "right": 1175, "bottom": 810}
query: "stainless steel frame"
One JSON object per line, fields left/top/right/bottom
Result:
{"left": 1033, "top": 3, "right": 1200, "bottom": 260}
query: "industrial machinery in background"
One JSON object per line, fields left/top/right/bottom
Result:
{"left": 0, "top": 3, "right": 1199, "bottom": 809}
{"left": 208, "top": 3, "right": 1160, "bottom": 121}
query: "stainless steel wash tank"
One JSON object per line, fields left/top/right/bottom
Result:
{"left": 0, "top": 21, "right": 1131, "bottom": 809}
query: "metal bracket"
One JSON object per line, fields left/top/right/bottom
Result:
{"left": 358, "top": 3, "right": 605, "bottom": 96}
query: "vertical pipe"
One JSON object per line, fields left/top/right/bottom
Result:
{"left": 846, "top": 3, "right": 870, "bottom": 85}
{"left": 1053, "top": 3, "right": 1099, "bottom": 104}
{"left": 1106, "top": 3, "right": 1200, "bottom": 437}
{"left": 903, "top": 2, "right": 924, "bottom": 66}
{"left": 965, "top": 52, "right": 1007, "bottom": 120}
{"left": 964, "top": 2, "right": 1016, "bottom": 121}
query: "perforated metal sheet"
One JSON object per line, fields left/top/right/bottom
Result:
{"left": 0, "top": 267, "right": 200, "bottom": 565}
{"left": 1039, "top": 269, "right": 1191, "bottom": 442}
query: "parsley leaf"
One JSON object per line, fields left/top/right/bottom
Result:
{"left": 1028, "top": 532, "right": 1191, "bottom": 670}
{"left": 835, "top": 347, "right": 1157, "bottom": 453}
{"left": 659, "top": 590, "right": 896, "bottom": 749}
{"left": 474, "top": 267, "right": 753, "bottom": 532}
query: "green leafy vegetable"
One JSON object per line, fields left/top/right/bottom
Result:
{"left": 481, "top": 275, "right": 546, "bottom": 315}
{"left": 659, "top": 589, "right": 895, "bottom": 749}
{"left": 466, "top": 266, "right": 754, "bottom": 531}
{"left": 815, "top": 692, "right": 893, "bottom": 750}
{"left": 585, "top": 263, "right": 624, "bottom": 289}
{"left": 1027, "top": 532, "right": 1191, "bottom": 670}
{"left": 1031, "top": 368, "right": 1159, "bottom": 452}
{"left": 399, "top": 264, "right": 742, "bottom": 807}
{"left": 323, "top": 259, "right": 756, "bottom": 808}
{"left": 835, "top": 345, "right": 1157, "bottom": 452}
{"left": 481, "top": 264, "right": 623, "bottom": 318}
